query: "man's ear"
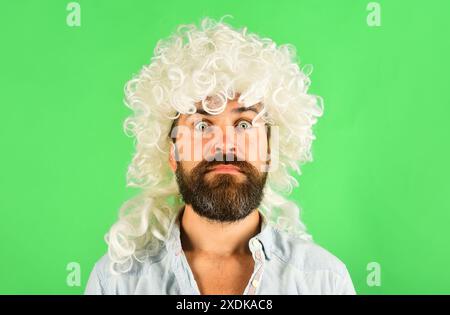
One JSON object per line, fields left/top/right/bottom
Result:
{"left": 169, "top": 142, "right": 177, "bottom": 172}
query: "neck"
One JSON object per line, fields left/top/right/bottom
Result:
{"left": 179, "top": 205, "right": 262, "bottom": 256}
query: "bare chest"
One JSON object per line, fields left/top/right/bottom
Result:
{"left": 184, "top": 252, "right": 255, "bottom": 295}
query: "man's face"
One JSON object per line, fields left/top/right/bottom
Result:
{"left": 169, "top": 98, "right": 270, "bottom": 222}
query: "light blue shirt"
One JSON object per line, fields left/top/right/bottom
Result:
{"left": 85, "top": 210, "right": 356, "bottom": 295}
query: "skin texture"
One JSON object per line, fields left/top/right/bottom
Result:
{"left": 168, "top": 97, "right": 270, "bottom": 294}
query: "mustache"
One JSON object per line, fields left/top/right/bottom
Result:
{"left": 195, "top": 153, "right": 256, "bottom": 175}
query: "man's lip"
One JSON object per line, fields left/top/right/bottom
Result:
{"left": 207, "top": 164, "right": 242, "bottom": 173}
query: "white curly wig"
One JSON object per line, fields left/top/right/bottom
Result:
{"left": 105, "top": 15, "right": 324, "bottom": 274}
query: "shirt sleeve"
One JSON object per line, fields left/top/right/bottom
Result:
{"left": 335, "top": 265, "right": 356, "bottom": 295}
{"left": 84, "top": 262, "right": 105, "bottom": 295}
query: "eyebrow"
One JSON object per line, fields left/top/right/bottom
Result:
{"left": 194, "top": 105, "right": 260, "bottom": 116}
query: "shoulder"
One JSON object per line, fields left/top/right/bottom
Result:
{"left": 84, "top": 248, "right": 168, "bottom": 295}
{"left": 90, "top": 253, "right": 112, "bottom": 280}
{"left": 268, "top": 227, "right": 356, "bottom": 294}
{"left": 270, "top": 227, "right": 346, "bottom": 274}
{"left": 91, "top": 248, "right": 167, "bottom": 277}
{"left": 84, "top": 254, "right": 110, "bottom": 294}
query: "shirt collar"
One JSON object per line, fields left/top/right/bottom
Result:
{"left": 165, "top": 207, "right": 273, "bottom": 260}
{"left": 253, "top": 210, "right": 273, "bottom": 260}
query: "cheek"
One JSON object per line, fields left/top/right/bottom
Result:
{"left": 178, "top": 160, "right": 197, "bottom": 177}
{"left": 237, "top": 129, "right": 269, "bottom": 163}
{"left": 175, "top": 133, "right": 205, "bottom": 162}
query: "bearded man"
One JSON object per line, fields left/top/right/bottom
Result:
{"left": 85, "top": 16, "right": 355, "bottom": 295}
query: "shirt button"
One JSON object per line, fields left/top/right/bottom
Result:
{"left": 252, "top": 279, "right": 259, "bottom": 287}
{"left": 251, "top": 239, "right": 260, "bottom": 248}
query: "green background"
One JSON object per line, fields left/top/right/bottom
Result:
{"left": 1, "top": 0, "right": 449, "bottom": 294}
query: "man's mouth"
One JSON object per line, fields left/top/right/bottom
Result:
{"left": 207, "top": 164, "right": 242, "bottom": 174}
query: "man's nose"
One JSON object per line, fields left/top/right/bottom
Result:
{"left": 211, "top": 125, "right": 237, "bottom": 159}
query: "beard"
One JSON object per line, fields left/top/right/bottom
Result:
{"left": 175, "top": 153, "right": 268, "bottom": 223}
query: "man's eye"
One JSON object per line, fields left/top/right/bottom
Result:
{"left": 194, "top": 121, "right": 210, "bottom": 132}
{"left": 236, "top": 120, "right": 252, "bottom": 130}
